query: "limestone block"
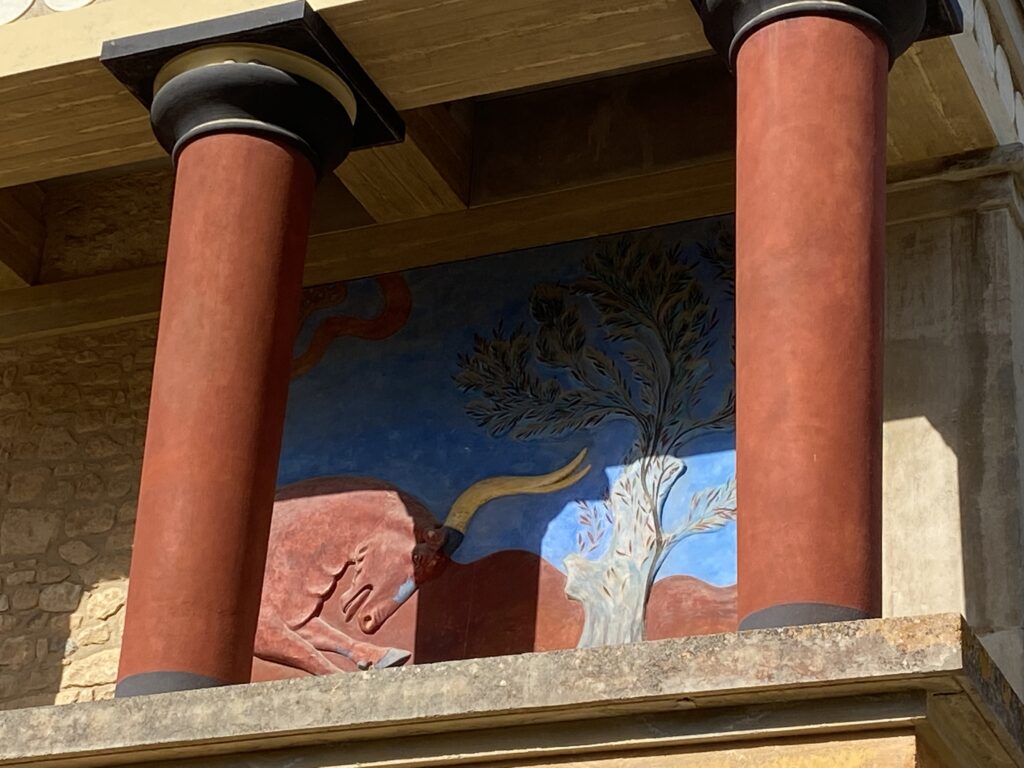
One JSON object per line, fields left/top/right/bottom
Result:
{"left": 5, "top": 570, "right": 34, "bottom": 585}
{"left": 75, "top": 624, "right": 110, "bottom": 646}
{"left": 72, "top": 410, "right": 105, "bottom": 433}
{"left": 64, "top": 504, "right": 115, "bottom": 537}
{"left": 37, "top": 565, "right": 70, "bottom": 584}
{"left": 105, "top": 526, "right": 134, "bottom": 551}
{"left": 0, "top": 392, "right": 28, "bottom": 411}
{"left": 86, "top": 586, "right": 124, "bottom": 620}
{"left": 37, "top": 427, "right": 78, "bottom": 459}
{"left": 106, "top": 476, "right": 132, "bottom": 500}
{"left": 58, "top": 540, "right": 95, "bottom": 565}
{"left": 10, "top": 586, "right": 39, "bottom": 611}
{"left": 7, "top": 471, "right": 46, "bottom": 502}
{"left": 0, "top": 509, "right": 58, "bottom": 556}
{"left": 83, "top": 435, "right": 120, "bottom": 459}
{"left": 39, "top": 583, "right": 82, "bottom": 612}
{"left": 0, "top": 595, "right": 8, "bottom": 612}
{"left": 44, "top": 481, "right": 73, "bottom": 505}
{"left": 62, "top": 648, "right": 119, "bottom": 688}
{"left": 72, "top": 473, "right": 104, "bottom": 501}
{"left": 0, "top": 637, "right": 34, "bottom": 668}
{"left": 115, "top": 503, "right": 135, "bottom": 523}
{"left": 77, "top": 555, "right": 129, "bottom": 586}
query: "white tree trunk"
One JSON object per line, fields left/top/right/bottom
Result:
{"left": 564, "top": 456, "right": 683, "bottom": 648}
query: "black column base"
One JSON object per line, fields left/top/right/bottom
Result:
{"left": 115, "top": 671, "right": 226, "bottom": 698}
{"left": 740, "top": 603, "right": 872, "bottom": 631}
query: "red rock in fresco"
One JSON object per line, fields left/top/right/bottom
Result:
{"left": 252, "top": 549, "right": 736, "bottom": 681}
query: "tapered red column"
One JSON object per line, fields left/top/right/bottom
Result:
{"left": 116, "top": 134, "right": 316, "bottom": 695}
{"left": 102, "top": 5, "right": 404, "bottom": 696}
{"left": 690, "top": 0, "right": 950, "bottom": 629}
{"left": 735, "top": 16, "right": 888, "bottom": 629}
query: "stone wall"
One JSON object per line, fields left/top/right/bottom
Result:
{"left": 883, "top": 191, "right": 1024, "bottom": 696}
{"left": 0, "top": 323, "right": 152, "bottom": 709}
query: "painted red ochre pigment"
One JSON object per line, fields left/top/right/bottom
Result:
{"left": 118, "top": 133, "right": 317, "bottom": 690}
{"left": 735, "top": 15, "right": 888, "bottom": 628}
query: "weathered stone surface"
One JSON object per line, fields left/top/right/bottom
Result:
{"left": 7, "top": 472, "right": 47, "bottom": 503}
{"left": 62, "top": 649, "right": 119, "bottom": 688}
{"left": 0, "top": 637, "right": 34, "bottom": 668}
{"left": 64, "top": 504, "right": 116, "bottom": 537}
{"left": 39, "top": 583, "right": 82, "bottom": 612}
{"left": 9, "top": 586, "right": 39, "bottom": 611}
{"left": 86, "top": 587, "right": 124, "bottom": 621}
{"left": 75, "top": 624, "right": 110, "bottom": 647}
{"left": 0, "top": 594, "right": 8, "bottom": 612}
{"left": 37, "top": 566, "right": 70, "bottom": 584}
{"left": 58, "top": 540, "right": 96, "bottom": 565}
{"left": 0, "top": 615, "right": 1022, "bottom": 768}
{"left": 5, "top": 570, "right": 34, "bottom": 585}
{"left": 105, "top": 526, "right": 134, "bottom": 552}
{"left": 0, "top": 509, "right": 58, "bottom": 556}
{"left": 37, "top": 427, "right": 78, "bottom": 459}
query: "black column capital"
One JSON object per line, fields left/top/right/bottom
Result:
{"left": 690, "top": 0, "right": 963, "bottom": 68}
{"left": 101, "top": 1, "right": 403, "bottom": 178}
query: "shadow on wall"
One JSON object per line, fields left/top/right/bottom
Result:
{"left": 0, "top": 323, "right": 153, "bottom": 710}
{"left": 882, "top": 209, "right": 1024, "bottom": 695}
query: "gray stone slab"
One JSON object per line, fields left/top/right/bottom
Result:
{"left": 0, "top": 614, "right": 1015, "bottom": 766}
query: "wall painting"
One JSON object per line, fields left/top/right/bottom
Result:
{"left": 253, "top": 216, "right": 737, "bottom": 680}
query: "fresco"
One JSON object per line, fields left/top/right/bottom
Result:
{"left": 253, "top": 216, "right": 737, "bottom": 679}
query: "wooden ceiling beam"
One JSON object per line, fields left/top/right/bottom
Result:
{"left": 0, "top": 0, "right": 706, "bottom": 189}
{"left": 0, "top": 157, "right": 735, "bottom": 343}
{"left": 0, "top": 183, "right": 44, "bottom": 289}
{"left": 336, "top": 103, "right": 473, "bottom": 223}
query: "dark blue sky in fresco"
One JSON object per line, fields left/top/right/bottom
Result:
{"left": 278, "top": 217, "right": 737, "bottom": 586}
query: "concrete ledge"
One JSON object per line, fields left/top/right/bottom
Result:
{"left": 0, "top": 615, "right": 1022, "bottom": 767}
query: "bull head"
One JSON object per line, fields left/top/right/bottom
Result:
{"left": 350, "top": 450, "right": 591, "bottom": 635}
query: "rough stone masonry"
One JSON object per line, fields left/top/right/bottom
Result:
{"left": 0, "top": 322, "right": 153, "bottom": 709}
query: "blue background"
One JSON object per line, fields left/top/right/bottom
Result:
{"left": 279, "top": 217, "right": 737, "bottom": 586}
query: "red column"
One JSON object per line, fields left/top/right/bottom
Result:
{"left": 116, "top": 133, "right": 316, "bottom": 695}
{"left": 735, "top": 16, "right": 888, "bottom": 629}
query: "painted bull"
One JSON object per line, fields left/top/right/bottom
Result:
{"left": 254, "top": 450, "right": 590, "bottom": 675}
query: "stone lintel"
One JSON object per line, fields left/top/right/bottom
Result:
{"left": 0, "top": 615, "right": 1021, "bottom": 766}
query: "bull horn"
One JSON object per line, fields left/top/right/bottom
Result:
{"left": 443, "top": 449, "right": 591, "bottom": 538}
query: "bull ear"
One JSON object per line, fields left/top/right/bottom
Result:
{"left": 440, "top": 526, "right": 464, "bottom": 557}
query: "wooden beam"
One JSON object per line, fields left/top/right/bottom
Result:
{"left": 6, "top": 143, "right": 1022, "bottom": 345}
{"left": 306, "top": 157, "right": 735, "bottom": 285}
{"left": 0, "top": 183, "right": 43, "bottom": 289}
{"left": 336, "top": 103, "right": 473, "bottom": 222}
{"left": 0, "top": 157, "right": 735, "bottom": 343}
{"left": 473, "top": 57, "right": 735, "bottom": 206}
{"left": 0, "top": 0, "right": 707, "bottom": 188}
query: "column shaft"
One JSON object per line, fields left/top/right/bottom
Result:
{"left": 735, "top": 16, "right": 888, "bottom": 628}
{"left": 117, "top": 133, "right": 316, "bottom": 695}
